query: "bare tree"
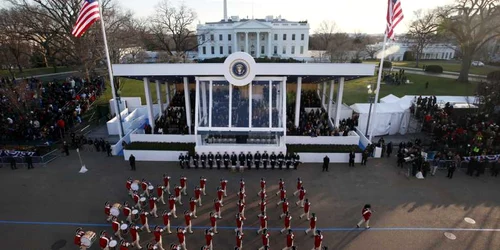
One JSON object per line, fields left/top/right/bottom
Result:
{"left": 327, "top": 33, "right": 352, "bottom": 62}
{"left": 407, "top": 9, "right": 439, "bottom": 67}
{"left": 437, "top": 0, "right": 500, "bottom": 82}
{"left": 314, "top": 21, "right": 338, "bottom": 50}
{"left": 365, "top": 44, "right": 380, "bottom": 59}
{"left": 351, "top": 32, "right": 373, "bottom": 59}
{"left": 0, "top": 8, "right": 32, "bottom": 73}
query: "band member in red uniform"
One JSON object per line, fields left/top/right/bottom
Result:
{"left": 295, "top": 187, "right": 306, "bottom": 207}
{"left": 123, "top": 202, "right": 132, "bottom": 224}
{"left": 217, "top": 187, "right": 225, "bottom": 203}
{"left": 157, "top": 184, "right": 166, "bottom": 204}
{"left": 180, "top": 175, "right": 188, "bottom": 195}
{"left": 174, "top": 185, "right": 183, "bottom": 205}
{"left": 139, "top": 210, "right": 151, "bottom": 233}
{"left": 176, "top": 227, "right": 187, "bottom": 250}
{"left": 74, "top": 227, "right": 86, "bottom": 250}
{"left": 193, "top": 188, "right": 202, "bottom": 208}
{"left": 141, "top": 179, "right": 149, "bottom": 196}
{"left": 235, "top": 212, "right": 244, "bottom": 234}
{"left": 119, "top": 239, "right": 132, "bottom": 250}
{"left": 163, "top": 174, "right": 171, "bottom": 194}
{"left": 300, "top": 199, "right": 311, "bottom": 220}
{"left": 257, "top": 211, "right": 267, "bottom": 234}
{"left": 258, "top": 187, "right": 267, "bottom": 201}
{"left": 276, "top": 187, "right": 287, "bottom": 206}
{"left": 259, "top": 198, "right": 267, "bottom": 213}
{"left": 305, "top": 213, "right": 317, "bottom": 236}
{"left": 356, "top": 204, "right": 372, "bottom": 229}
{"left": 160, "top": 210, "right": 173, "bottom": 234}
{"left": 111, "top": 216, "right": 123, "bottom": 240}
{"left": 153, "top": 225, "right": 165, "bottom": 250}
{"left": 209, "top": 212, "right": 219, "bottom": 234}
{"left": 259, "top": 178, "right": 266, "bottom": 193}
{"left": 258, "top": 229, "right": 270, "bottom": 250}
{"left": 283, "top": 229, "right": 295, "bottom": 250}
{"left": 185, "top": 197, "right": 196, "bottom": 218}
{"left": 133, "top": 192, "right": 141, "bottom": 209}
{"left": 237, "top": 200, "right": 246, "bottom": 220}
{"left": 149, "top": 196, "right": 159, "bottom": 217}
{"left": 170, "top": 243, "right": 181, "bottom": 250}
{"left": 199, "top": 176, "right": 207, "bottom": 195}
{"left": 293, "top": 178, "right": 303, "bottom": 196}
{"left": 126, "top": 178, "right": 133, "bottom": 197}
{"left": 105, "top": 202, "right": 112, "bottom": 222}
{"left": 99, "top": 230, "right": 110, "bottom": 250}
{"left": 239, "top": 178, "right": 245, "bottom": 192}
{"left": 237, "top": 188, "right": 246, "bottom": 203}
{"left": 313, "top": 230, "right": 323, "bottom": 249}
{"left": 235, "top": 230, "right": 243, "bottom": 249}
{"left": 280, "top": 211, "right": 292, "bottom": 233}
{"left": 276, "top": 178, "right": 285, "bottom": 195}
{"left": 168, "top": 195, "right": 178, "bottom": 218}
{"left": 129, "top": 224, "right": 142, "bottom": 249}
{"left": 220, "top": 178, "right": 228, "bottom": 197}
{"left": 280, "top": 198, "right": 289, "bottom": 218}
{"left": 205, "top": 228, "right": 214, "bottom": 250}
{"left": 214, "top": 198, "right": 223, "bottom": 218}
{"left": 184, "top": 210, "right": 194, "bottom": 233}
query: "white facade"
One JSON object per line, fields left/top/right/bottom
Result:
{"left": 197, "top": 16, "right": 310, "bottom": 60}
{"left": 370, "top": 42, "right": 457, "bottom": 61}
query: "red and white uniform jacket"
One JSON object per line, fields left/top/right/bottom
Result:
{"left": 195, "top": 188, "right": 201, "bottom": 199}
{"left": 286, "top": 233, "right": 295, "bottom": 247}
{"left": 304, "top": 201, "right": 311, "bottom": 213}
{"left": 214, "top": 200, "right": 222, "bottom": 212}
{"left": 238, "top": 191, "right": 246, "bottom": 200}
{"left": 260, "top": 180, "right": 266, "bottom": 189}
{"left": 140, "top": 212, "right": 148, "bottom": 225}
{"left": 239, "top": 180, "right": 245, "bottom": 190}
{"left": 120, "top": 242, "right": 131, "bottom": 250}
{"left": 112, "top": 220, "right": 120, "bottom": 232}
{"left": 126, "top": 180, "right": 132, "bottom": 190}
{"left": 238, "top": 202, "right": 245, "bottom": 212}
{"left": 261, "top": 233, "right": 270, "bottom": 246}
{"left": 141, "top": 181, "right": 148, "bottom": 191}
{"left": 177, "top": 231, "right": 186, "bottom": 244}
{"left": 220, "top": 180, "right": 228, "bottom": 190}
{"left": 163, "top": 176, "right": 170, "bottom": 186}
{"left": 259, "top": 189, "right": 266, "bottom": 200}
{"left": 296, "top": 180, "right": 303, "bottom": 190}
{"left": 362, "top": 208, "right": 372, "bottom": 221}
{"left": 260, "top": 200, "right": 267, "bottom": 212}
{"left": 133, "top": 194, "right": 140, "bottom": 204}
{"left": 157, "top": 186, "right": 164, "bottom": 197}
{"left": 279, "top": 189, "right": 287, "bottom": 200}
{"left": 123, "top": 206, "right": 131, "bottom": 216}
{"left": 105, "top": 205, "right": 111, "bottom": 216}
{"left": 169, "top": 197, "right": 176, "bottom": 210}
{"left": 174, "top": 187, "right": 181, "bottom": 197}
{"left": 189, "top": 200, "right": 196, "bottom": 212}
{"left": 130, "top": 226, "right": 139, "bottom": 241}
{"left": 180, "top": 177, "right": 187, "bottom": 188}
{"left": 236, "top": 234, "right": 243, "bottom": 247}
{"left": 278, "top": 180, "right": 284, "bottom": 190}
{"left": 205, "top": 232, "right": 213, "bottom": 246}
{"left": 210, "top": 214, "right": 217, "bottom": 227}
{"left": 74, "top": 233, "right": 83, "bottom": 246}
{"left": 310, "top": 216, "right": 317, "bottom": 228}
{"left": 314, "top": 234, "right": 323, "bottom": 248}
{"left": 184, "top": 213, "right": 192, "bottom": 225}
{"left": 200, "top": 178, "right": 207, "bottom": 189}
{"left": 236, "top": 215, "right": 243, "bottom": 228}
{"left": 154, "top": 228, "right": 163, "bottom": 242}
{"left": 282, "top": 201, "right": 289, "bottom": 213}
{"left": 259, "top": 215, "right": 267, "bottom": 228}
{"left": 284, "top": 215, "right": 292, "bottom": 228}
{"left": 163, "top": 212, "right": 170, "bottom": 225}
{"left": 217, "top": 189, "right": 224, "bottom": 200}
{"left": 149, "top": 197, "right": 157, "bottom": 210}
{"left": 99, "top": 236, "right": 110, "bottom": 248}
{"left": 299, "top": 189, "right": 306, "bottom": 200}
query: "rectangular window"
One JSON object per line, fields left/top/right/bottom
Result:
{"left": 274, "top": 34, "right": 278, "bottom": 40}
{"left": 261, "top": 46, "right": 265, "bottom": 55}
{"left": 300, "top": 46, "right": 304, "bottom": 54}
{"left": 301, "top": 34, "right": 304, "bottom": 40}
{"left": 292, "top": 34, "right": 295, "bottom": 40}
{"left": 274, "top": 46, "right": 277, "bottom": 54}
{"left": 228, "top": 34, "right": 232, "bottom": 41}
{"left": 202, "top": 47, "right": 206, "bottom": 54}
{"left": 228, "top": 46, "right": 232, "bottom": 54}
{"left": 201, "top": 34, "right": 205, "bottom": 41}
{"left": 283, "top": 34, "right": 287, "bottom": 40}
{"left": 220, "top": 46, "right": 223, "bottom": 54}
{"left": 219, "top": 34, "right": 223, "bottom": 41}
{"left": 211, "top": 46, "right": 215, "bottom": 54}
{"left": 210, "top": 34, "right": 214, "bottom": 41}
{"left": 261, "top": 34, "right": 265, "bottom": 40}
{"left": 291, "top": 46, "right": 295, "bottom": 54}
{"left": 282, "top": 46, "right": 286, "bottom": 54}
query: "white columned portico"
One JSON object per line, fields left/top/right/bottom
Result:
{"left": 334, "top": 77, "right": 345, "bottom": 128}
{"left": 200, "top": 80, "right": 208, "bottom": 124}
{"left": 327, "top": 79, "right": 334, "bottom": 119}
{"left": 165, "top": 81, "right": 171, "bottom": 107}
{"left": 249, "top": 81, "right": 253, "bottom": 127}
{"left": 294, "top": 77, "right": 302, "bottom": 127}
{"left": 256, "top": 32, "right": 260, "bottom": 58}
{"left": 267, "top": 32, "right": 272, "bottom": 57}
{"left": 245, "top": 32, "right": 249, "bottom": 54}
{"left": 234, "top": 32, "right": 238, "bottom": 52}
{"left": 143, "top": 77, "right": 155, "bottom": 131}
{"left": 183, "top": 77, "right": 192, "bottom": 134}
{"left": 155, "top": 80, "right": 163, "bottom": 117}
{"left": 194, "top": 78, "right": 200, "bottom": 135}
{"left": 322, "top": 82, "right": 327, "bottom": 108}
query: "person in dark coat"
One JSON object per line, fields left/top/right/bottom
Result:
{"left": 25, "top": 154, "right": 34, "bottom": 169}
{"left": 386, "top": 142, "right": 393, "bottom": 157}
{"left": 231, "top": 152, "right": 238, "bottom": 167}
{"left": 9, "top": 156, "right": 17, "bottom": 170}
{"left": 208, "top": 152, "right": 214, "bottom": 169}
{"left": 193, "top": 152, "right": 200, "bottom": 168}
{"left": 361, "top": 150, "right": 369, "bottom": 166}
{"left": 223, "top": 152, "right": 230, "bottom": 169}
{"left": 178, "top": 153, "right": 185, "bottom": 169}
{"left": 348, "top": 151, "right": 355, "bottom": 167}
{"left": 397, "top": 150, "right": 404, "bottom": 168}
{"left": 63, "top": 141, "right": 70, "bottom": 156}
{"left": 322, "top": 155, "right": 330, "bottom": 172}
{"left": 238, "top": 152, "right": 245, "bottom": 168}
{"left": 491, "top": 159, "right": 499, "bottom": 177}
{"left": 129, "top": 154, "right": 136, "bottom": 171}
{"left": 105, "top": 142, "right": 112, "bottom": 156}
{"left": 201, "top": 152, "right": 207, "bottom": 168}
{"left": 466, "top": 157, "right": 475, "bottom": 176}
{"left": 447, "top": 162, "right": 456, "bottom": 179}
{"left": 215, "top": 152, "right": 222, "bottom": 169}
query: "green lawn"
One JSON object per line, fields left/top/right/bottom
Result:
{"left": 0, "top": 66, "right": 75, "bottom": 78}
{"left": 97, "top": 78, "right": 167, "bottom": 106}
{"left": 363, "top": 60, "right": 499, "bottom": 76}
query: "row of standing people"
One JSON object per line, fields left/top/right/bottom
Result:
{"left": 179, "top": 152, "right": 301, "bottom": 170}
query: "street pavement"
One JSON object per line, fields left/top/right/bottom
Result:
{"left": 1, "top": 149, "right": 500, "bottom": 250}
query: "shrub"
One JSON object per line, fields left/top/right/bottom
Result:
{"left": 377, "top": 61, "right": 392, "bottom": 68}
{"left": 350, "top": 58, "right": 362, "bottom": 63}
{"left": 126, "top": 142, "right": 195, "bottom": 155}
{"left": 286, "top": 144, "right": 362, "bottom": 153}
{"left": 487, "top": 70, "right": 500, "bottom": 82}
{"left": 424, "top": 65, "right": 443, "bottom": 73}
{"left": 403, "top": 51, "right": 415, "bottom": 61}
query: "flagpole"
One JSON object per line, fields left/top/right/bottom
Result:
{"left": 368, "top": 34, "right": 388, "bottom": 142}
{"left": 97, "top": 1, "right": 123, "bottom": 139}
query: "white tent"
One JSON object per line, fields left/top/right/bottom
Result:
{"left": 350, "top": 103, "right": 410, "bottom": 136}
{"left": 380, "top": 94, "right": 400, "bottom": 103}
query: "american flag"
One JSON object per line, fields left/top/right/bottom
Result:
{"left": 386, "top": 0, "right": 404, "bottom": 39}
{"left": 71, "top": 0, "right": 100, "bottom": 38}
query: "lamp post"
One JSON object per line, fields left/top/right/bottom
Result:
{"left": 365, "top": 85, "right": 375, "bottom": 136}
{"left": 116, "top": 89, "right": 125, "bottom": 137}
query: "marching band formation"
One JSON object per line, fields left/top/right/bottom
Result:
{"left": 73, "top": 174, "right": 376, "bottom": 250}
{"left": 178, "top": 151, "right": 301, "bottom": 171}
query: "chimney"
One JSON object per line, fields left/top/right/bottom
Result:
{"left": 224, "top": 0, "right": 228, "bottom": 22}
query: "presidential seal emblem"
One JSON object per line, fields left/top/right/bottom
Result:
{"left": 223, "top": 52, "right": 256, "bottom": 86}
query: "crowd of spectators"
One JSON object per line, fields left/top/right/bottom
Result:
{"left": 153, "top": 90, "right": 193, "bottom": 134}
{"left": 0, "top": 76, "right": 104, "bottom": 142}
{"left": 382, "top": 69, "right": 408, "bottom": 85}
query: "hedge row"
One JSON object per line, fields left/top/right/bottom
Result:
{"left": 424, "top": 65, "right": 444, "bottom": 73}
{"left": 487, "top": 70, "right": 500, "bottom": 82}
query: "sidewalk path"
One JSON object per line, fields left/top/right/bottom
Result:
{"left": 394, "top": 66, "right": 486, "bottom": 82}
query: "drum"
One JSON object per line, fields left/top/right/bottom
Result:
{"left": 81, "top": 231, "right": 96, "bottom": 247}
{"left": 148, "top": 185, "right": 154, "bottom": 193}
{"left": 110, "top": 203, "right": 122, "bottom": 217}
{"left": 108, "top": 240, "right": 118, "bottom": 248}
{"left": 139, "top": 197, "right": 147, "bottom": 207}
{"left": 131, "top": 180, "right": 140, "bottom": 191}
{"left": 132, "top": 209, "right": 139, "bottom": 220}
{"left": 120, "top": 223, "right": 129, "bottom": 234}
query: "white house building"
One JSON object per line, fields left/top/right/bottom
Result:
{"left": 369, "top": 42, "right": 457, "bottom": 61}
{"left": 196, "top": 0, "right": 309, "bottom": 60}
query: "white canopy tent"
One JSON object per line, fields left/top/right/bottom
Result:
{"left": 350, "top": 103, "right": 410, "bottom": 136}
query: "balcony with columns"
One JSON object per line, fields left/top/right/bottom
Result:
{"left": 234, "top": 31, "right": 272, "bottom": 58}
